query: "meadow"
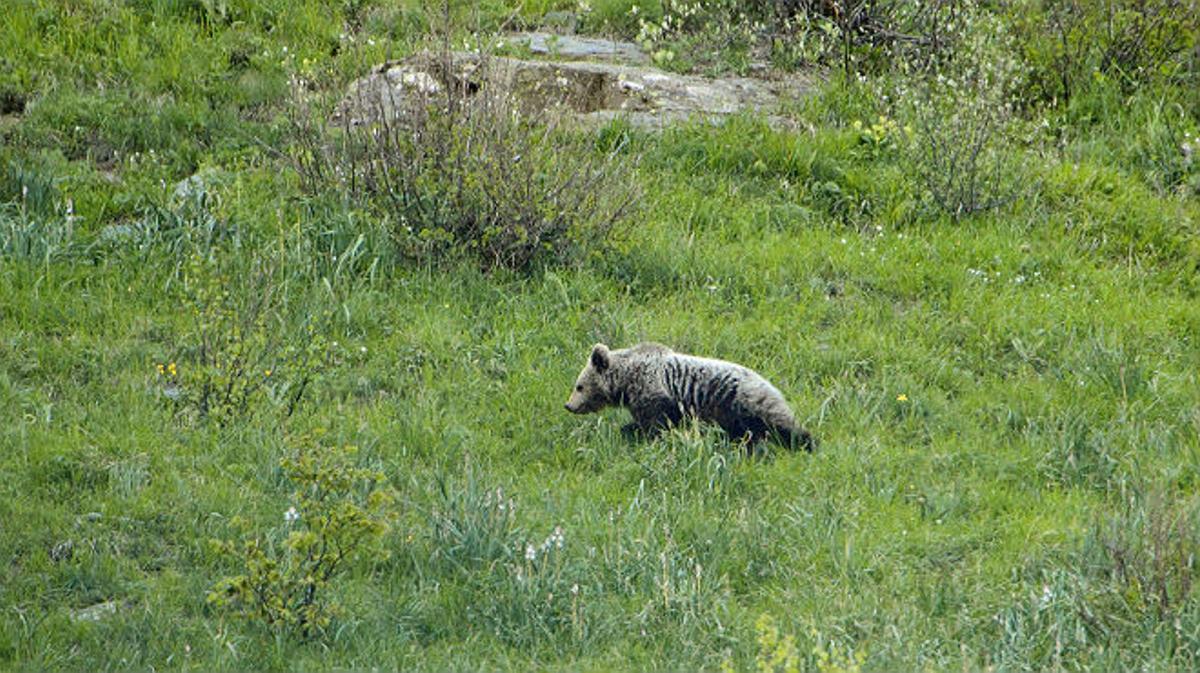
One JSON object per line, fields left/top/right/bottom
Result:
{"left": 2, "top": 0, "right": 1200, "bottom": 670}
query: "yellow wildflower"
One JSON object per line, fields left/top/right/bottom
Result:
{"left": 896, "top": 394, "right": 908, "bottom": 402}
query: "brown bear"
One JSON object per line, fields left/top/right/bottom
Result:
{"left": 564, "top": 342, "right": 815, "bottom": 452}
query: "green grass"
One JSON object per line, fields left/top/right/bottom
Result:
{"left": 3, "top": 0, "right": 1200, "bottom": 670}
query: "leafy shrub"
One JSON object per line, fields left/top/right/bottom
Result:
{"left": 753, "top": 0, "right": 989, "bottom": 76}
{"left": 629, "top": 0, "right": 961, "bottom": 75}
{"left": 1009, "top": 0, "right": 1200, "bottom": 105}
{"left": 741, "top": 613, "right": 800, "bottom": 673}
{"left": 769, "top": 0, "right": 1198, "bottom": 91}
{"left": 292, "top": 53, "right": 642, "bottom": 272}
{"left": 726, "top": 614, "right": 866, "bottom": 673}
{"left": 851, "top": 114, "right": 907, "bottom": 159}
{"left": 208, "top": 431, "right": 395, "bottom": 639}
{"left": 632, "top": 0, "right": 766, "bottom": 71}
{"left": 162, "top": 251, "right": 333, "bottom": 425}
{"left": 905, "top": 91, "right": 1021, "bottom": 219}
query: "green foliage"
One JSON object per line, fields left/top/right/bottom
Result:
{"left": 0, "top": 205, "right": 78, "bottom": 263}
{"left": 1009, "top": 0, "right": 1200, "bottom": 105}
{"left": 167, "top": 251, "right": 333, "bottom": 424}
{"left": 578, "top": 0, "right": 662, "bottom": 38}
{"left": 208, "top": 431, "right": 395, "bottom": 638}
{"left": 850, "top": 115, "right": 907, "bottom": 160}
{"left": 293, "top": 56, "right": 642, "bottom": 272}
{"left": 3, "top": 0, "right": 1200, "bottom": 669}
{"left": 886, "top": 4, "right": 1027, "bottom": 219}
{"left": 811, "top": 634, "right": 866, "bottom": 673}
{"left": 749, "top": 614, "right": 799, "bottom": 673}
{"left": 631, "top": 0, "right": 764, "bottom": 72}
{"left": 730, "top": 615, "right": 866, "bottom": 673}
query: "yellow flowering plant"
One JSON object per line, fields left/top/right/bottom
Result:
{"left": 161, "top": 252, "right": 334, "bottom": 425}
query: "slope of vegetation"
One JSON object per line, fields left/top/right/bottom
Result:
{"left": 2, "top": 0, "right": 1199, "bottom": 670}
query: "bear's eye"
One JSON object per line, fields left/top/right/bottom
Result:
{"left": 575, "top": 384, "right": 583, "bottom": 392}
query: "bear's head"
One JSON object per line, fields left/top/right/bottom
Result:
{"left": 564, "top": 343, "right": 614, "bottom": 414}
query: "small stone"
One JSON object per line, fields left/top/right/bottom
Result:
{"left": 50, "top": 540, "right": 74, "bottom": 562}
{"left": 72, "top": 600, "right": 119, "bottom": 623}
{"left": 520, "top": 32, "right": 647, "bottom": 64}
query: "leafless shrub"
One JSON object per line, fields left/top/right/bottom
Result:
{"left": 763, "top": 0, "right": 976, "bottom": 75}
{"left": 896, "top": 7, "right": 1026, "bottom": 219}
{"left": 908, "top": 95, "right": 1020, "bottom": 219}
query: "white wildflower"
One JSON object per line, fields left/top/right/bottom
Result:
{"left": 1039, "top": 584, "right": 1054, "bottom": 608}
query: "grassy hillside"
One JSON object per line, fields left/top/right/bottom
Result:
{"left": 2, "top": 0, "right": 1200, "bottom": 670}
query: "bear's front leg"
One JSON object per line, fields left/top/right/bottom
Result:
{"left": 624, "top": 397, "right": 683, "bottom": 440}
{"left": 620, "top": 421, "right": 649, "bottom": 440}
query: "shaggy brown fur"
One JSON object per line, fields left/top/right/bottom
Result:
{"left": 565, "top": 343, "right": 815, "bottom": 452}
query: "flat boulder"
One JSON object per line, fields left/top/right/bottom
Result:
{"left": 333, "top": 52, "right": 815, "bottom": 130}
{"left": 510, "top": 32, "right": 649, "bottom": 64}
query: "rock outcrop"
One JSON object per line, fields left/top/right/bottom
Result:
{"left": 333, "top": 45, "right": 815, "bottom": 130}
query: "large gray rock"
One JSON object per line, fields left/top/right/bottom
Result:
{"left": 332, "top": 52, "right": 815, "bottom": 131}
{"left": 511, "top": 32, "right": 648, "bottom": 64}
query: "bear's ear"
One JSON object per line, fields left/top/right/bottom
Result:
{"left": 590, "top": 343, "right": 611, "bottom": 372}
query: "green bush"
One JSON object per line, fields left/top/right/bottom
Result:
{"left": 292, "top": 54, "right": 642, "bottom": 272}
{"left": 208, "top": 430, "right": 395, "bottom": 639}
{"left": 164, "top": 250, "right": 333, "bottom": 425}
{"left": 1008, "top": 0, "right": 1200, "bottom": 105}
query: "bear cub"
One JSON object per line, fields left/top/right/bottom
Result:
{"left": 564, "top": 342, "right": 815, "bottom": 452}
